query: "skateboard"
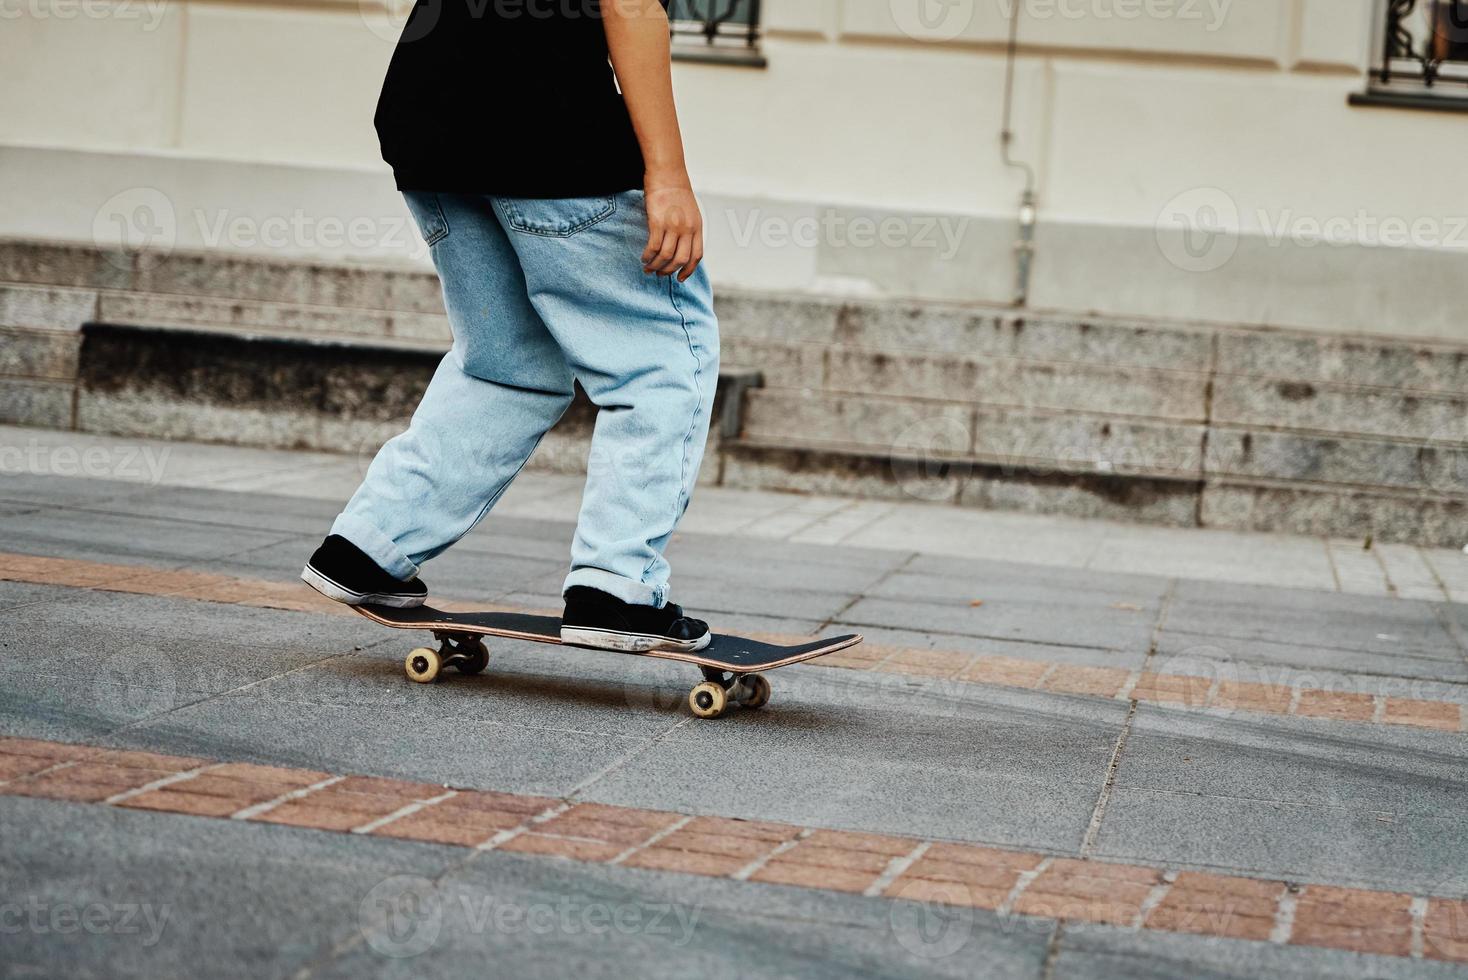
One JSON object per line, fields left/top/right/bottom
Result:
{"left": 352, "top": 604, "right": 864, "bottom": 720}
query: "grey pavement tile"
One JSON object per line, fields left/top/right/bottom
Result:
{"left": 191, "top": 539, "right": 568, "bottom": 604}
{"left": 843, "top": 624, "right": 1148, "bottom": 671}
{"left": 1054, "top": 924, "right": 1466, "bottom": 979}
{"left": 665, "top": 528, "right": 915, "bottom": 578}
{"left": 0, "top": 588, "right": 383, "bottom": 742}
{"left": 893, "top": 557, "right": 1172, "bottom": 605}
{"left": 1155, "top": 630, "right": 1468, "bottom": 684}
{"left": 669, "top": 577, "right": 858, "bottom": 624}
{"left": 0, "top": 472, "right": 149, "bottom": 508}
{"left": 1, "top": 507, "right": 296, "bottom": 570}
{"left": 581, "top": 668, "right": 1128, "bottom": 853}
{"left": 666, "top": 543, "right": 900, "bottom": 596}
{"left": 0, "top": 796, "right": 466, "bottom": 980}
{"left": 0, "top": 578, "right": 68, "bottom": 609}
{"left": 1090, "top": 706, "right": 1468, "bottom": 892}
{"left": 53, "top": 482, "right": 342, "bottom": 536}
{"left": 1092, "top": 787, "right": 1468, "bottom": 896}
{"left": 1146, "top": 647, "right": 1468, "bottom": 707}
{"left": 0, "top": 796, "right": 1051, "bottom": 980}
{"left": 324, "top": 852, "right": 1051, "bottom": 980}
{"left": 1167, "top": 579, "right": 1461, "bottom": 662}
{"left": 1115, "top": 706, "right": 1468, "bottom": 818}
{"left": 120, "top": 694, "right": 655, "bottom": 800}
{"left": 842, "top": 595, "right": 1157, "bottom": 654}
{"left": 1437, "top": 601, "right": 1468, "bottom": 655}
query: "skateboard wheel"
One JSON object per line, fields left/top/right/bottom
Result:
{"left": 688, "top": 681, "right": 727, "bottom": 719}
{"left": 740, "top": 674, "right": 771, "bottom": 710}
{"left": 405, "top": 647, "right": 442, "bottom": 684}
{"left": 453, "top": 639, "right": 489, "bottom": 675}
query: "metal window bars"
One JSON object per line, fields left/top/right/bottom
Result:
{"left": 1371, "top": 0, "right": 1468, "bottom": 94}
{"left": 667, "top": 0, "right": 765, "bottom": 65}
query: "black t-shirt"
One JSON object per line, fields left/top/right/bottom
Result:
{"left": 375, "top": 0, "right": 647, "bottom": 197}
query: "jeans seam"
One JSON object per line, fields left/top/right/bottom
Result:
{"left": 643, "top": 274, "right": 704, "bottom": 587}
{"left": 423, "top": 194, "right": 450, "bottom": 247}
{"left": 496, "top": 196, "right": 618, "bottom": 239}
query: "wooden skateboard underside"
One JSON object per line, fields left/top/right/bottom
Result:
{"left": 353, "top": 604, "right": 863, "bottom": 672}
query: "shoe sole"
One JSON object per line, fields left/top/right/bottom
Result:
{"left": 300, "top": 564, "right": 425, "bottom": 609}
{"left": 560, "top": 626, "right": 712, "bottom": 654}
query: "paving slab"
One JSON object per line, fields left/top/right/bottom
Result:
{"left": 842, "top": 594, "right": 1158, "bottom": 653}
{"left": 1155, "top": 630, "right": 1468, "bottom": 685}
{"left": 840, "top": 624, "right": 1147, "bottom": 671}
{"left": 0, "top": 796, "right": 462, "bottom": 980}
{"left": 1091, "top": 705, "right": 1468, "bottom": 893}
{"left": 579, "top": 676, "right": 1129, "bottom": 852}
{"left": 0, "top": 587, "right": 383, "bottom": 742}
{"left": 1054, "top": 925, "right": 1467, "bottom": 980}
{"left": 1165, "top": 579, "right": 1461, "bottom": 662}
{"left": 0, "top": 796, "right": 1055, "bottom": 980}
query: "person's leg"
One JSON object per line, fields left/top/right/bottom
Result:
{"left": 304, "top": 192, "right": 574, "bottom": 605}
{"left": 490, "top": 191, "right": 719, "bottom": 624}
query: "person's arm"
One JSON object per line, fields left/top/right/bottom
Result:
{"left": 601, "top": 0, "right": 703, "bottom": 282}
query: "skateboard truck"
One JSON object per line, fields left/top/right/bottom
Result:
{"left": 691, "top": 666, "right": 771, "bottom": 718}
{"left": 406, "top": 631, "right": 490, "bottom": 681}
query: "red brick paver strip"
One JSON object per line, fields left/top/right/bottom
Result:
{"left": 0, "top": 735, "right": 1464, "bottom": 964}
{"left": 2, "top": 552, "right": 1464, "bottom": 735}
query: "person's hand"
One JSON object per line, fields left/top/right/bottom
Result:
{"left": 643, "top": 174, "right": 704, "bottom": 283}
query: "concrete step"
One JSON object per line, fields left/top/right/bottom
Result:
{"left": 59, "top": 323, "right": 750, "bottom": 488}
{"left": 723, "top": 438, "right": 1466, "bottom": 547}
{"left": 743, "top": 389, "right": 1468, "bottom": 495}
{"left": 2, "top": 237, "right": 1465, "bottom": 547}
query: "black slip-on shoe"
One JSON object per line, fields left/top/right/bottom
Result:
{"left": 560, "top": 586, "right": 711, "bottom": 653}
{"left": 301, "top": 535, "right": 427, "bottom": 608}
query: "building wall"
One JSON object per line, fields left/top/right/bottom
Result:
{"left": 2, "top": 0, "right": 1466, "bottom": 340}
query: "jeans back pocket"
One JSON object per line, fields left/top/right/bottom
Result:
{"left": 495, "top": 195, "right": 617, "bottom": 238}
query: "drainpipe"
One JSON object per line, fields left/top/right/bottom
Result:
{"left": 1000, "top": 2, "right": 1037, "bottom": 307}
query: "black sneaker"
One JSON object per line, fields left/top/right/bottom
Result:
{"left": 560, "top": 586, "right": 711, "bottom": 653}
{"left": 301, "top": 535, "right": 427, "bottom": 608}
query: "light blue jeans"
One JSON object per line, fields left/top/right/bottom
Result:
{"left": 333, "top": 190, "right": 719, "bottom": 607}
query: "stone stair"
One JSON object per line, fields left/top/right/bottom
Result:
{"left": 1, "top": 239, "right": 1463, "bottom": 547}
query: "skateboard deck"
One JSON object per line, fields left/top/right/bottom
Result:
{"left": 353, "top": 604, "right": 863, "bottom": 719}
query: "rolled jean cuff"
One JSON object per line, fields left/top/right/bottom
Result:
{"left": 330, "top": 513, "right": 421, "bottom": 582}
{"left": 563, "top": 567, "right": 665, "bottom": 608}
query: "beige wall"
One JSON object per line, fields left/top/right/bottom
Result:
{"left": 2, "top": 0, "right": 1466, "bottom": 340}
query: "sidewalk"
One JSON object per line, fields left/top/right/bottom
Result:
{"left": 4, "top": 425, "right": 1465, "bottom": 603}
{"left": 2, "top": 426, "right": 1467, "bottom": 978}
